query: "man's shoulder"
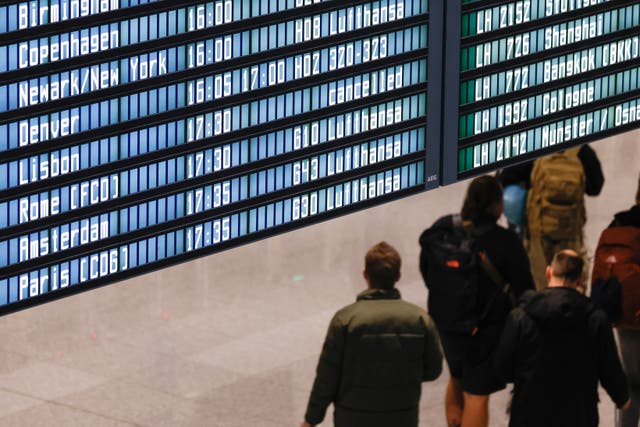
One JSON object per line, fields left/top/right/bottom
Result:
{"left": 394, "top": 299, "right": 432, "bottom": 320}
{"left": 507, "top": 305, "right": 536, "bottom": 329}
{"left": 334, "top": 298, "right": 431, "bottom": 324}
{"left": 332, "top": 301, "right": 359, "bottom": 322}
{"left": 586, "top": 305, "right": 609, "bottom": 326}
{"left": 340, "top": 297, "right": 428, "bottom": 312}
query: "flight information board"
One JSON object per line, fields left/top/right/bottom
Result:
{"left": 0, "top": 0, "right": 439, "bottom": 313}
{"left": 4, "top": 0, "right": 640, "bottom": 315}
{"left": 442, "top": 0, "right": 640, "bottom": 183}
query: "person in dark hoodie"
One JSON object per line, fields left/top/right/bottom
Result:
{"left": 494, "top": 249, "right": 630, "bottom": 427}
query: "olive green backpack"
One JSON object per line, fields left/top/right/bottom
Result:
{"left": 527, "top": 147, "right": 585, "bottom": 240}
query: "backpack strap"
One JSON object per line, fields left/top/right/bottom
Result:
{"left": 452, "top": 215, "right": 511, "bottom": 294}
{"left": 478, "top": 252, "right": 517, "bottom": 308}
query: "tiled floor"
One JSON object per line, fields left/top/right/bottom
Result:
{"left": 0, "top": 131, "right": 638, "bottom": 426}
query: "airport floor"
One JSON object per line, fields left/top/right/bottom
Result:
{"left": 0, "top": 131, "right": 637, "bottom": 427}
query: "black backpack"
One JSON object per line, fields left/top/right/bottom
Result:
{"left": 419, "top": 215, "right": 513, "bottom": 335}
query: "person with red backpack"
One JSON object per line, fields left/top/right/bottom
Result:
{"left": 591, "top": 173, "right": 640, "bottom": 427}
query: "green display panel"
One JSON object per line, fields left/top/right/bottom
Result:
{"left": 445, "top": 0, "right": 640, "bottom": 182}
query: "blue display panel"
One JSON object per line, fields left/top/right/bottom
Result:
{"left": 0, "top": 27, "right": 427, "bottom": 150}
{"left": 0, "top": 0, "right": 156, "bottom": 32}
{"left": 0, "top": 0, "right": 433, "bottom": 313}
{"left": 1, "top": 124, "right": 427, "bottom": 267}
{"left": 0, "top": 160, "right": 424, "bottom": 304}
{"left": 444, "top": 0, "right": 640, "bottom": 182}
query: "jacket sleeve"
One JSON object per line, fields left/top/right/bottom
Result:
{"left": 593, "top": 311, "right": 629, "bottom": 407}
{"left": 493, "top": 309, "right": 523, "bottom": 383}
{"left": 578, "top": 145, "right": 604, "bottom": 196}
{"left": 422, "top": 315, "right": 443, "bottom": 381}
{"left": 304, "top": 315, "right": 346, "bottom": 425}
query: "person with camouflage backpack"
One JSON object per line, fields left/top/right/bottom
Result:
{"left": 526, "top": 144, "right": 604, "bottom": 290}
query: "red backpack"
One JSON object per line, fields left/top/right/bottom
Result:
{"left": 591, "top": 226, "right": 640, "bottom": 329}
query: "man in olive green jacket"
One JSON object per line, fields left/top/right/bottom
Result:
{"left": 301, "top": 242, "right": 443, "bottom": 427}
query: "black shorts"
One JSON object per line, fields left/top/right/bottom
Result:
{"left": 439, "top": 327, "right": 506, "bottom": 395}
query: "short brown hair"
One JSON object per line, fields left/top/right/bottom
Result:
{"left": 365, "top": 242, "right": 401, "bottom": 290}
{"left": 550, "top": 250, "right": 584, "bottom": 284}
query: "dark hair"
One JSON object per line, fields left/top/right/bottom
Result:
{"left": 550, "top": 250, "right": 584, "bottom": 284}
{"left": 461, "top": 175, "right": 503, "bottom": 224}
{"left": 365, "top": 242, "right": 401, "bottom": 290}
{"left": 636, "top": 173, "right": 640, "bottom": 204}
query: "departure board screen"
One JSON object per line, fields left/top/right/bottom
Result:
{"left": 443, "top": 0, "right": 640, "bottom": 183}
{"left": 10, "top": 0, "right": 638, "bottom": 314}
{"left": 0, "top": 0, "right": 438, "bottom": 313}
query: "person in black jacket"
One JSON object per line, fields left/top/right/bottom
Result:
{"left": 608, "top": 173, "right": 640, "bottom": 427}
{"left": 419, "top": 176, "right": 535, "bottom": 427}
{"left": 494, "top": 249, "right": 630, "bottom": 427}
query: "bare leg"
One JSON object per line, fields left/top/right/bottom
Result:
{"left": 446, "top": 377, "right": 464, "bottom": 427}
{"left": 461, "top": 392, "right": 489, "bottom": 427}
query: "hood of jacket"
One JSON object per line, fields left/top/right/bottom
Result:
{"left": 519, "top": 287, "right": 592, "bottom": 330}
